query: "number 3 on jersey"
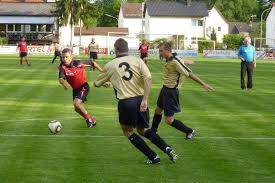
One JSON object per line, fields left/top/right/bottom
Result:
{"left": 119, "top": 62, "right": 133, "bottom": 81}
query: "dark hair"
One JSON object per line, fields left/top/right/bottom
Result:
{"left": 160, "top": 42, "right": 172, "bottom": 52}
{"left": 62, "top": 48, "right": 72, "bottom": 54}
{"left": 114, "top": 38, "right": 129, "bottom": 53}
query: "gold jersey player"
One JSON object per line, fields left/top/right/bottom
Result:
{"left": 151, "top": 42, "right": 214, "bottom": 139}
{"left": 59, "top": 48, "right": 103, "bottom": 128}
{"left": 94, "top": 38, "right": 178, "bottom": 164}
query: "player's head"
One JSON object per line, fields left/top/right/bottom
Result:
{"left": 62, "top": 48, "right": 73, "bottom": 66}
{"left": 91, "top": 38, "right": 95, "bottom": 42}
{"left": 244, "top": 36, "right": 251, "bottom": 45}
{"left": 114, "top": 38, "right": 129, "bottom": 56}
{"left": 142, "top": 39, "right": 146, "bottom": 44}
{"left": 21, "top": 37, "right": 25, "bottom": 41}
{"left": 159, "top": 42, "right": 172, "bottom": 59}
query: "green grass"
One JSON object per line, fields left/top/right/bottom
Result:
{"left": 0, "top": 54, "right": 275, "bottom": 183}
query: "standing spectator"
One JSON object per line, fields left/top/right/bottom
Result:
{"left": 51, "top": 42, "right": 62, "bottom": 64}
{"left": 94, "top": 38, "right": 178, "bottom": 164}
{"left": 139, "top": 40, "right": 149, "bottom": 65}
{"left": 151, "top": 42, "right": 214, "bottom": 138}
{"left": 18, "top": 37, "right": 30, "bottom": 66}
{"left": 238, "top": 36, "right": 256, "bottom": 90}
{"left": 88, "top": 38, "right": 99, "bottom": 70}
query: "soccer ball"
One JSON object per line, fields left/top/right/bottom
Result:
{"left": 48, "top": 120, "right": 62, "bottom": 134}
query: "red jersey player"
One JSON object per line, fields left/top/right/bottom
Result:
{"left": 58, "top": 48, "right": 103, "bottom": 128}
{"left": 138, "top": 40, "right": 149, "bottom": 64}
{"left": 17, "top": 37, "right": 30, "bottom": 66}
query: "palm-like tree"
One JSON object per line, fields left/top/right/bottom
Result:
{"left": 55, "top": 0, "right": 100, "bottom": 47}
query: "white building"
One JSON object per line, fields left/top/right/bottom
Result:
{"left": 119, "top": 1, "right": 229, "bottom": 49}
{"left": 266, "top": 3, "right": 275, "bottom": 48}
{"left": 118, "top": 3, "right": 143, "bottom": 34}
{"left": 205, "top": 6, "right": 229, "bottom": 43}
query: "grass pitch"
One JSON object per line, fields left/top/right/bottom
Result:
{"left": 0, "top": 54, "right": 274, "bottom": 183}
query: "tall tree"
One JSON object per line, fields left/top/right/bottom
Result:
{"left": 55, "top": 0, "right": 100, "bottom": 47}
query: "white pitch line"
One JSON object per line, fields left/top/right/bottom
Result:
{"left": 0, "top": 134, "right": 275, "bottom": 140}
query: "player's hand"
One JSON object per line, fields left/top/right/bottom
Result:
{"left": 184, "top": 59, "right": 194, "bottom": 64}
{"left": 102, "top": 82, "right": 112, "bottom": 88}
{"left": 140, "top": 99, "right": 148, "bottom": 112}
{"left": 203, "top": 84, "right": 214, "bottom": 91}
{"left": 253, "top": 62, "right": 256, "bottom": 69}
{"left": 63, "top": 84, "right": 68, "bottom": 90}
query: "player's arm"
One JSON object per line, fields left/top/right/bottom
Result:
{"left": 238, "top": 47, "right": 245, "bottom": 61}
{"left": 189, "top": 73, "right": 214, "bottom": 91}
{"left": 58, "top": 65, "right": 69, "bottom": 90}
{"left": 81, "top": 60, "right": 103, "bottom": 72}
{"left": 140, "top": 62, "right": 152, "bottom": 112}
{"left": 253, "top": 47, "right": 256, "bottom": 68}
{"left": 94, "top": 67, "right": 111, "bottom": 87}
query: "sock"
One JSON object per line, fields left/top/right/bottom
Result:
{"left": 171, "top": 119, "right": 193, "bottom": 134}
{"left": 25, "top": 59, "right": 29, "bottom": 65}
{"left": 82, "top": 112, "right": 90, "bottom": 120}
{"left": 144, "top": 129, "right": 169, "bottom": 153}
{"left": 151, "top": 114, "right": 162, "bottom": 132}
{"left": 129, "top": 133, "right": 157, "bottom": 160}
{"left": 20, "top": 58, "right": 22, "bottom": 65}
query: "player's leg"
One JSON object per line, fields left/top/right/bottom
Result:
{"left": 247, "top": 63, "right": 253, "bottom": 89}
{"left": 121, "top": 124, "right": 159, "bottom": 164}
{"left": 52, "top": 52, "right": 58, "bottom": 64}
{"left": 19, "top": 53, "right": 23, "bottom": 65}
{"left": 240, "top": 61, "right": 246, "bottom": 89}
{"left": 73, "top": 83, "right": 96, "bottom": 127}
{"left": 151, "top": 88, "right": 164, "bottom": 132}
{"left": 25, "top": 54, "right": 30, "bottom": 66}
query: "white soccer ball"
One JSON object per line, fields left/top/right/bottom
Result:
{"left": 48, "top": 120, "right": 62, "bottom": 134}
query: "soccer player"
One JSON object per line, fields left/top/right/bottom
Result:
{"left": 88, "top": 38, "right": 99, "bottom": 61}
{"left": 18, "top": 37, "right": 30, "bottom": 66}
{"left": 138, "top": 40, "right": 149, "bottom": 64}
{"left": 94, "top": 38, "right": 178, "bottom": 164}
{"left": 51, "top": 42, "right": 62, "bottom": 64}
{"left": 238, "top": 36, "right": 256, "bottom": 90}
{"left": 58, "top": 48, "right": 103, "bottom": 128}
{"left": 151, "top": 42, "right": 214, "bottom": 139}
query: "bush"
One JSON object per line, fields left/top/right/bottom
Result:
{"left": 198, "top": 39, "right": 213, "bottom": 53}
{"left": 149, "top": 37, "right": 174, "bottom": 49}
{"left": 0, "top": 37, "right": 7, "bottom": 45}
{"left": 223, "top": 34, "right": 243, "bottom": 49}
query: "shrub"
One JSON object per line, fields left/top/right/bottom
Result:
{"left": 223, "top": 34, "right": 243, "bottom": 49}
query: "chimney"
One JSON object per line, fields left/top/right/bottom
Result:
{"left": 187, "top": 0, "right": 191, "bottom": 6}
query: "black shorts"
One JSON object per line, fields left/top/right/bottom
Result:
{"left": 55, "top": 51, "right": 61, "bottom": 56}
{"left": 140, "top": 53, "right": 148, "bottom": 59}
{"left": 90, "top": 52, "right": 98, "bottom": 60}
{"left": 118, "top": 96, "right": 149, "bottom": 128}
{"left": 73, "top": 83, "right": 90, "bottom": 102}
{"left": 157, "top": 86, "right": 180, "bottom": 116}
{"left": 20, "top": 52, "right": 28, "bottom": 57}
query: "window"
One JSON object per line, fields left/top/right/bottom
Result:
{"left": 191, "top": 20, "right": 197, "bottom": 26}
{"left": 191, "top": 37, "right": 197, "bottom": 44}
{"left": 198, "top": 20, "right": 203, "bottom": 26}
{"left": 7, "top": 24, "right": 14, "bottom": 31}
{"left": 218, "top": 26, "right": 221, "bottom": 31}
{"left": 0, "top": 24, "right": 5, "bottom": 32}
{"left": 15, "top": 24, "right": 21, "bottom": 31}
{"left": 46, "top": 25, "right": 52, "bottom": 32}
{"left": 31, "top": 25, "right": 37, "bottom": 32}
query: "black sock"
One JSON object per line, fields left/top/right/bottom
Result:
{"left": 128, "top": 133, "right": 157, "bottom": 160}
{"left": 151, "top": 114, "right": 162, "bottom": 132}
{"left": 171, "top": 119, "right": 193, "bottom": 134}
{"left": 144, "top": 129, "right": 169, "bottom": 153}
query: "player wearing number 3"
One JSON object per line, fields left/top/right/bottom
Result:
{"left": 94, "top": 38, "right": 178, "bottom": 164}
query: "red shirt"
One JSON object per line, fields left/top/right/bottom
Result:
{"left": 139, "top": 44, "right": 149, "bottom": 54}
{"left": 18, "top": 41, "right": 28, "bottom": 53}
{"left": 59, "top": 60, "right": 87, "bottom": 90}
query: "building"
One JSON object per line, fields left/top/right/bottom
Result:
{"left": 118, "top": 0, "right": 229, "bottom": 49}
{"left": 228, "top": 22, "right": 258, "bottom": 36}
{"left": 0, "top": 0, "right": 58, "bottom": 45}
{"left": 266, "top": 3, "right": 275, "bottom": 48}
{"left": 118, "top": 3, "right": 143, "bottom": 34}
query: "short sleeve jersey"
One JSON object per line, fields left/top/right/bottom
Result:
{"left": 238, "top": 45, "right": 256, "bottom": 63}
{"left": 94, "top": 55, "right": 151, "bottom": 100}
{"left": 59, "top": 60, "right": 88, "bottom": 90}
{"left": 88, "top": 42, "right": 98, "bottom": 52}
{"left": 163, "top": 56, "right": 192, "bottom": 88}
{"left": 18, "top": 41, "right": 28, "bottom": 53}
{"left": 139, "top": 44, "right": 149, "bottom": 54}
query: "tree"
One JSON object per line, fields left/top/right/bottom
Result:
{"left": 210, "top": 28, "right": 217, "bottom": 41}
{"left": 55, "top": 0, "right": 100, "bottom": 47}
